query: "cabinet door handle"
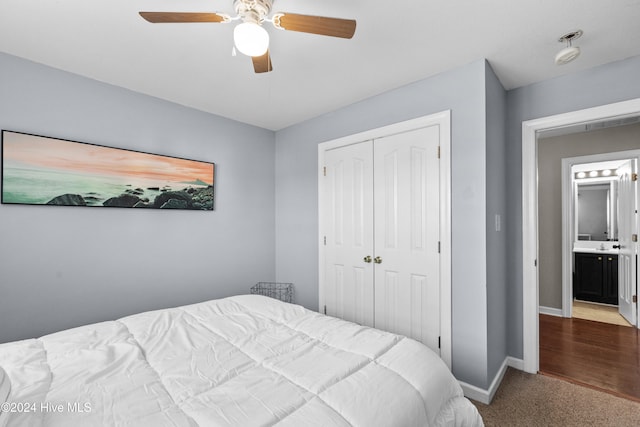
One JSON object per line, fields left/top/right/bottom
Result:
{"left": 363, "top": 256, "right": 372, "bottom": 263}
{"left": 374, "top": 256, "right": 382, "bottom": 264}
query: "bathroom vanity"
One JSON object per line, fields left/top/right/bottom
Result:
{"left": 574, "top": 249, "right": 618, "bottom": 305}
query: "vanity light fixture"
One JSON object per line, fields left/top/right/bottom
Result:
{"left": 574, "top": 169, "right": 617, "bottom": 180}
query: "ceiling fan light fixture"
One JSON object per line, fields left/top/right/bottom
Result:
{"left": 234, "top": 22, "right": 269, "bottom": 57}
{"left": 139, "top": 0, "right": 356, "bottom": 73}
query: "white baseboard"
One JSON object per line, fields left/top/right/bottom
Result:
{"left": 459, "top": 380, "right": 491, "bottom": 404}
{"left": 539, "top": 306, "right": 563, "bottom": 317}
{"left": 458, "top": 356, "right": 523, "bottom": 404}
{"left": 506, "top": 356, "right": 523, "bottom": 371}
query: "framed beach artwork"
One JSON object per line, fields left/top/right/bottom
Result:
{"left": 1, "top": 130, "right": 215, "bottom": 210}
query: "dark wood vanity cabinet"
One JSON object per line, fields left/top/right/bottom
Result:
{"left": 574, "top": 252, "right": 618, "bottom": 305}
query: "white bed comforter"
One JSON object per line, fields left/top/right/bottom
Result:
{"left": 0, "top": 295, "right": 483, "bottom": 426}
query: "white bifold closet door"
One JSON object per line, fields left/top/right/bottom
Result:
{"left": 323, "top": 125, "right": 441, "bottom": 354}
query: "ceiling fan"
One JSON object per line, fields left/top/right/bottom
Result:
{"left": 139, "top": 0, "right": 356, "bottom": 73}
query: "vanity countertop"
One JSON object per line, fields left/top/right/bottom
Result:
{"left": 573, "top": 240, "right": 619, "bottom": 254}
{"left": 573, "top": 247, "right": 619, "bottom": 255}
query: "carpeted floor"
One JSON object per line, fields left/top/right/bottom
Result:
{"left": 471, "top": 368, "right": 640, "bottom": 426}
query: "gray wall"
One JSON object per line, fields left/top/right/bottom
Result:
{"left": 0, "top": 53, "right": 276, "bottom": 343}
{"left": 485, "top": 62, "right": 508, "bottom": 384}
{"left": 275, "top": 59, "right": 496, "bottom": 388}
{"left": 506, "top": 55, "right": 640, "bottom": 358}
{"left": 537, "top": 123, "right": 640, "bottom": 309}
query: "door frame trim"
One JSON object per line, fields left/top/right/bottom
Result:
{"left": 522, "top": 98, "right": 640, "bottom": 374}
{"left": 318, "top": 110, "right": 452, "bottom": 368}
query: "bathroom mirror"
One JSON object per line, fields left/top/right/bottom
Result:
{"left": 575, "top": 180, "right": 618, "bottom": 241}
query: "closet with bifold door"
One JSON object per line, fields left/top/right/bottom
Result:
{"left": 320, "top": 120, "right": 444, "bottom": 355}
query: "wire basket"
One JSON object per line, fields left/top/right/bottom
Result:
{"left": 251, "top": 282, "right": 294, "bottom": 303}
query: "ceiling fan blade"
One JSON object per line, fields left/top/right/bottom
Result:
{"left": 252, "top": 51, "right": 273, "bottom": 73}
{"left": 274, "top": 13, "right": 356, "bottom": 39}
{"left": 139, "top": 12, "right": 228, "bottom": 24}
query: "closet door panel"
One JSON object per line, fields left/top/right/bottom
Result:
{"left": 373, "top": 125, "right": 440, "bottom": 352}
{"left": 323, "top": 141, "right": 375, "bottom": 327}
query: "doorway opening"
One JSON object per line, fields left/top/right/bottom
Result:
{"left": 558, "top": 152, "right": 640, "bottom": 327}
{"left": 522, "top": 98, "right": 640, "bottom": 374}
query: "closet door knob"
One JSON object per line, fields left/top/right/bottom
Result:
{"left": 374, "top": 256, "right": 382, "bottom": 264}
{"left": 363, "top": 256, "right": 372, "bottom": 263}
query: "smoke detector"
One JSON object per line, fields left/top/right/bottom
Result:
{"left": 555, "top": 30, "right": 583, "bottom": 65}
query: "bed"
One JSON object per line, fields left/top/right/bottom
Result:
{"left": 0, "top": 295, "right": 483, "bottom": 426}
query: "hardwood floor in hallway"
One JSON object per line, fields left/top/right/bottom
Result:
{"left": 539, "top": 314, "right": 640, "bottom": 402}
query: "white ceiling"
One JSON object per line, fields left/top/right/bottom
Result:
{"left": 1, "top": 0, "right": 639, "bottom": 131}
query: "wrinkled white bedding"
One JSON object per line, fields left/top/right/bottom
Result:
{"left": 0, "top": 295, "right": 483, "bottom": 426}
